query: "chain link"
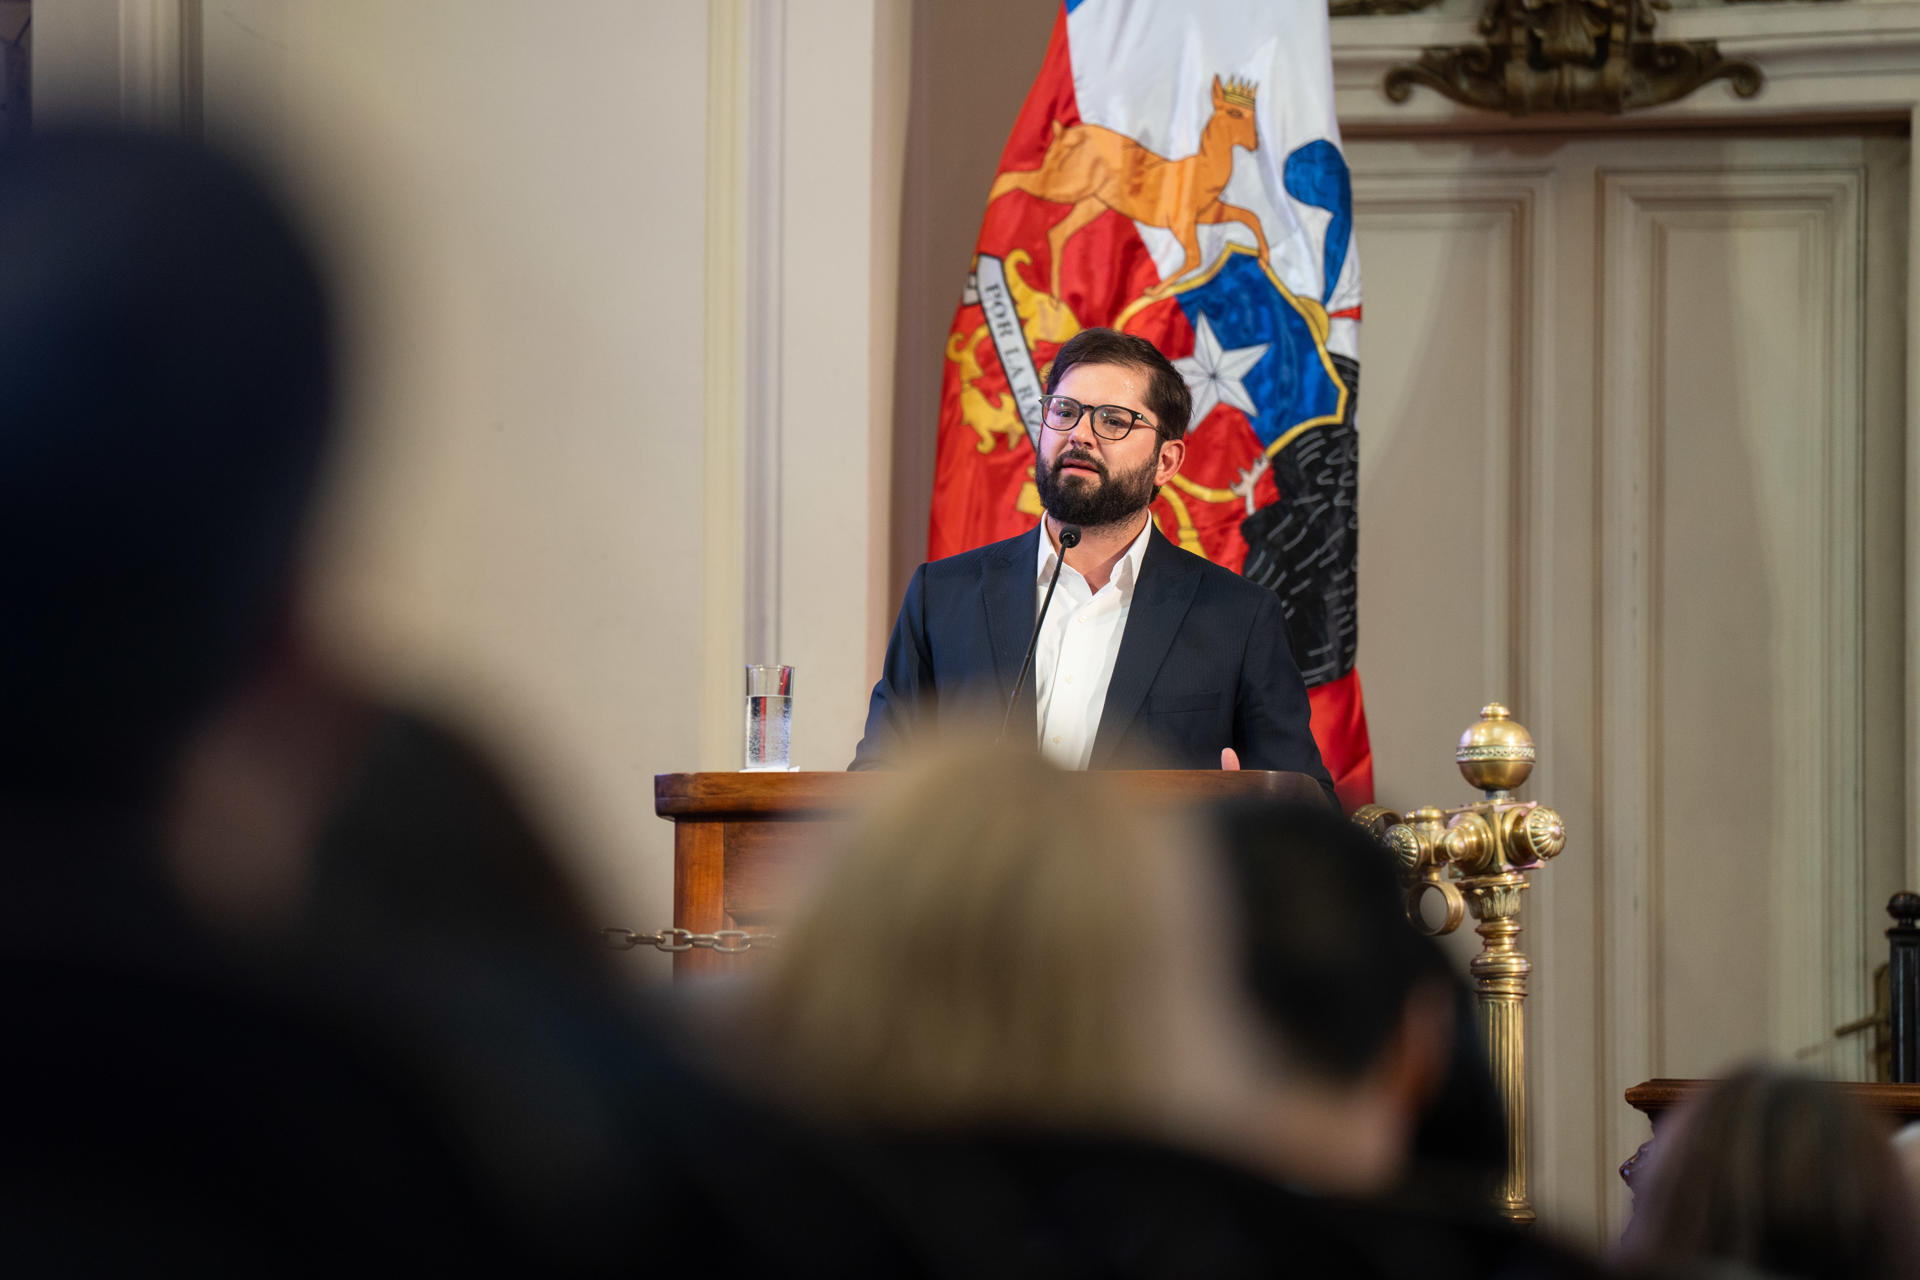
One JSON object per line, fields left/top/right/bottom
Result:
{"left": 600, "top": 926, "right": 776, "bottom": 954}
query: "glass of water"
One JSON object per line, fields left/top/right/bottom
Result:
{"left": 743, "top": 664, "right": 794, "bottom": 771}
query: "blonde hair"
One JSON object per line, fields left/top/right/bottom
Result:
{"left": 742, "top": 738, "right": 1256, "bottom": 1140}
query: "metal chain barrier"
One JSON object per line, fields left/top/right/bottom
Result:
{"left": 600, "top": 926, "right": 776, "bottom": 955}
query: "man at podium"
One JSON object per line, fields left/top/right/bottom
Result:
{"left": 852, "top": 328, "right": 1332, "bottom": 795}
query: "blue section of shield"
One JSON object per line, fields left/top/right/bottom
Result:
{"left": 1063, "top": 0, "right": 1089, "bottom": 13}
{"left": 1283, "top": 141, "right": 1352, "bottom": 305}
{"left": 1174, "top": 254, "right": 1341, "bottom": 449}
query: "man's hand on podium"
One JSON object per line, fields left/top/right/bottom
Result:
{"left": 1221, "top": 747, "right": 1240, "bottom": 771}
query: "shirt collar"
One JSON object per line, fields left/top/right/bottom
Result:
{"left": 1035, "top": 517, "right": 1155, "bottom": 594}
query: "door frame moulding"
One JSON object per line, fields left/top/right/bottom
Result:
{"left": 1342, "top": 168, "right": 1550, "bottom": 746}
{"left": 1334, "top": 2, "right": 1920, "bottom": 892}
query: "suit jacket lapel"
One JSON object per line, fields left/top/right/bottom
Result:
{"left": 981, "top": 525, "right": 1043, "bottom": 726}
{"left": 1089, "top": 526, "right": 1202, "bottom": 768}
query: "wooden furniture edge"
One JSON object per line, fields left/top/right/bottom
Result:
{"left": 654, "top": 768, "right": 1327, "bottom": 818}
{"left": 1626, "top": 1077, "right": 1920, "bottom": 1119}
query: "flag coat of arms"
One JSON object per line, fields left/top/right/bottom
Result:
{"left": 929, "top": 0, "right": 1373, "bottom": 806}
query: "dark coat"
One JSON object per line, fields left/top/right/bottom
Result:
{"left": 846, "top": 1130, "right": 1608, "bottom": 1280}
{"left": 851, "top": 523, "right": 1334, "bottom": 791}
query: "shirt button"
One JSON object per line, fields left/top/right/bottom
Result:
{"left": 1066, "top": 675, "right": 1074, "bottom": 684}
{"left": 1052, "top": 736, "right": 1061, "bottom": 745}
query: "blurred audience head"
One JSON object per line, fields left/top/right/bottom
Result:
{"left": 1895, "top": 1121, "right": 1920, "bottom": 1215}
{"left": 1209, "top": 798, "right": 1471, "bottom": 1197}
{"left": 741, "top": 737, "right": 1262, "bottom": 1147}
{"left": 0, "top": 129, "right": 334, "bottom": 814}
{"left": 1620, "top": 1066, "right": 1920, "bottom": 1280}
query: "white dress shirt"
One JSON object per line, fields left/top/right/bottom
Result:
{"left": 1032, "top": 518, "right": 1154, "bottom": 769}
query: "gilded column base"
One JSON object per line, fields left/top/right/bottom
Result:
{"left": 1368, "top": 705, "right": 1565, "bottom": 1227}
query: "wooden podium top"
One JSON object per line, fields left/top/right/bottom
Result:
{"left": 652, "top": 768, "right": 1327, "bottom": 976}
{"left": 654, "top": 767, "right": 1328, "bottom": 818}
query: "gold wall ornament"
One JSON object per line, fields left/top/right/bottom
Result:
{"left": 1366, "top": 702, "right": 1567, "bottom": 1224}
{"left": 1383, "top": 0, "right": 1764, "bottom": 116}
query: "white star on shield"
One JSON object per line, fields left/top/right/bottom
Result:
{"left": 1174, "top": 313, "right": 1269, "bottom": 429}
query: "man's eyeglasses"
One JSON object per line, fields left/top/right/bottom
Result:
{"left": 1037, "top": 394, "right": 1156, "bottom": 441}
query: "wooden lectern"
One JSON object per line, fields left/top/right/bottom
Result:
{"left": 654, "top": 769, "right": 1327, "bottom": 980}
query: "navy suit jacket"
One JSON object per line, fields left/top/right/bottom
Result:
{"left": 850, "top": 524, "right": 1334, "bottom": 792}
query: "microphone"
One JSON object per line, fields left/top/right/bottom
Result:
{"left": 1000, "top": 524, "right": 1081, "bottom": 743}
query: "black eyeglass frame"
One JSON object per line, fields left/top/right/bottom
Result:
{"left": 1036, "top": 394, "right": 1159, "bottom": 442}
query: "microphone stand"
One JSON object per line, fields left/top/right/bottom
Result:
{"left": 1000, "top": 524, "right": 1080, "bottom": 743}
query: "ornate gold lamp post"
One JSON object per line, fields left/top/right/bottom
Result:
{"left": 1355, "top": 703, "right": 1567, "bottom": 1224}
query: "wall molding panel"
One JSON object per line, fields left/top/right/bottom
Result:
{"left": 1595, "top": 165, "right": 1868, "bottom": 1218}
{"left": 1350, "top": 137, "right": 1895, "bottom": 1241}
{"left": 1334, "top": 0, "right": 1920, "bottom": 905}
{"left": 1350, "top": 170, "right": 1550, "bottom": 712}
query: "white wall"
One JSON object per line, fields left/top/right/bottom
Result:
{"left": 217, "top": 1, "right": 720, "bottom": 978}
{"left": 29, "top": 0, "right": 120, "bottom": 117}
{"left": 33, "top": 0, "right": 908, "bottom": 978}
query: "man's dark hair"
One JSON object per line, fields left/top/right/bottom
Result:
{"left": 1044, "top": 327, "right": 1193, "bottom": 442}
{"left": 1210, "top": 800, "right": 1445, "bottom": 1078}
{"left": 0, "top": 131, "right": 336, "bottom": 808}
{"left": 1210, "top": 799, "right": 1508, "bottom": 1206}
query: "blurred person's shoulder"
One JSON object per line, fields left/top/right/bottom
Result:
{"left": 1336, "top": 1196, "right": 1611, "bottom": 1280}
{"left": 861, "top": 1128, "right": 1610, "bottom": 1280}
{"left": 0, "top": 921, "right": 520, "bottom": 1270}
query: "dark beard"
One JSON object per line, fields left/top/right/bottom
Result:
{"left": 1035, "top": 446, "right": 1159, "bottom": 529}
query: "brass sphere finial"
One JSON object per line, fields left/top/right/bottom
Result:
{"left": 1457, "top": 701, "right": 1537, "bottom": 794}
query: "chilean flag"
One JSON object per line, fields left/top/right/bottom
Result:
{"left": 927, "top": 0, "right": 1373, "bottom": 808}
